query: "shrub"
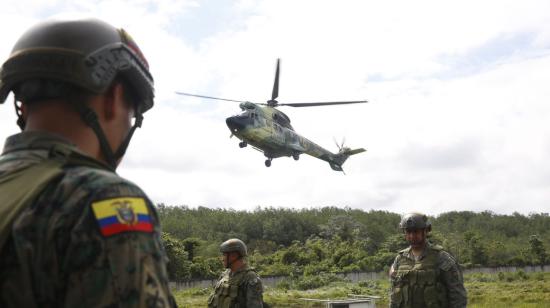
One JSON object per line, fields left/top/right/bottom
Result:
{"left": 294, "top": 273, "right": 346, "bottom": 290}
{"left": 515, "top": 270, "right": 529, "bottom": 281}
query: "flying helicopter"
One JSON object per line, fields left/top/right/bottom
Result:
{"left": 176, "top": 59, "right": 367, "bottom": 172}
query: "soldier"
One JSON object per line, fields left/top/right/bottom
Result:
{"left": 0, "top": 19, "right": 176, "bottom": 307}
{"left": 389, "top": 213, "right": 467, "bottom": 308}
{"left": 208, "top": 238, "right": 264, "bottom": 308}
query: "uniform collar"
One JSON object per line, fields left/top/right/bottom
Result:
{"left": 2, "top": 131, "right": 76, "bottom": 155}
{"left": 230, "top": 264, "right": 250, "bottom": 277}
{"left": 2, "top": 131, "right": 112, "bottom": 171}
{"left": 403, "top": 243, "right": 432, "bottom": 261}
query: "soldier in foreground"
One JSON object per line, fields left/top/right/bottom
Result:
{"left": 389, "top": 213, "right": 467, "bottom": 308}
{"left": 0, "top": 19, "right": 176, "bottom": 307}
{"left": 208, "top": 238, "right": 264, "bottom": 308}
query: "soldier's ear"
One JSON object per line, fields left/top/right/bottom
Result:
{"left": 101, "top": 83, "right": 126, "bottom": 121}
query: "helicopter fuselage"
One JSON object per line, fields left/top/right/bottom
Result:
{"left": 226, "top": 102, "right": 355, "bottom": 169}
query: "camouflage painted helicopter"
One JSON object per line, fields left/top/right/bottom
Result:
{"left": 176, "top": 59, "right": 367, "bottom": 172}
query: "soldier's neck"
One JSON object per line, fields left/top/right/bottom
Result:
{"left": 25, "top": 103, "right": 103, "bottom": 162}
{"left": 230, "top": 260, "right": 245, "bottom": 273}
{"left": 411, "top": 244, "right": 427, "bottom": 257}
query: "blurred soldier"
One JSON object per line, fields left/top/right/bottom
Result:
{"left": 389, "top": 213, "right": 467, "bottom": 308}
{"left": 208, "top": 238, "right": 264, "bottom": 308}
{"left": 0, "top": 19, "right": 176, "bottom": 307}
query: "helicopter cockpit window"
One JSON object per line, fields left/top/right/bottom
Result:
{"left": 237, "top": 110, "right": 251, "bottom": 117}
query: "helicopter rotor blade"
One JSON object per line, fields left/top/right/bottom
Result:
{"left": 333, "top": 137, "right": 342, "bottom": 151}
{"left": 277, "top": 100, "right": 367, "bottom": 107}
{"left": 175, "top": 92, "right": 249, "bottom": 103}
{"left": 271, "top": 58, "right": 280, "bottom": 101}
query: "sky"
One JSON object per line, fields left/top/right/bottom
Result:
{"left": 1, "top": 0, "right": 549, "bottom": 215}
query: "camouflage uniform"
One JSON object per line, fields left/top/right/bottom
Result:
{"left": 0, "top": 131, "right": 176, "bottom": 308}
{"left": 208, "top": 264, "right": 264, "bottom": 308}
{"left": 389, "top": 243, "right": 467, "bottom": 308}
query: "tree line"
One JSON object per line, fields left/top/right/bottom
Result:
{"left": 156, "top": 205, "right": 550, "bottom": 281}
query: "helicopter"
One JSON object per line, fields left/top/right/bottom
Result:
{"left": 176, "top": 59, "right": 367, "bottom": 172}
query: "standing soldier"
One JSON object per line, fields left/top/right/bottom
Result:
{"left": 208, "top": 238, "right": 264, "bottom": 308}
{"left": 0, "top": 19, "right": 176, "bottom": 307}
{"left": 389, "top": 213, "right": 467, "bottom": 308}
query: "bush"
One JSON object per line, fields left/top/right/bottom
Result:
{"left": 293, "top": 273, "right": 346, "bottom": 290}
{"left": 534, "top": 272, "right": 545, "bottom": 281}
{"left": 276, "top": 279, "right": 292, "bottom": 290}
{"left": 358, "top": 280, "right": 380, "bottom": 289}
{"left": 515, "top": 270, "right": 529, "bottom": 281}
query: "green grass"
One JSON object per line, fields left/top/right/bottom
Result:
{"left": 173, "top": 271, "right": 550, "bottom": 307}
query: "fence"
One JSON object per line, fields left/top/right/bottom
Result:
{"left": 169, "top": 264, "right": 550, "bottom": 290}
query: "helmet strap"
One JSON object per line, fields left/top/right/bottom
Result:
{"left": 114, "top": 108, "right": 143, "bottom": 159}
{"left": 73, "top": 102, "right": 117, "bottom": 169}
{"left": 74, "top": 101, "right": 143, "bottom": 171}
{"left": 14, "top": 98, "right": 26, "bottom": 131}
{"left": 225, "top": 253, "right": 243, "bottom": 269}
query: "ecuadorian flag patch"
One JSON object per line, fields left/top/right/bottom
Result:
{"left": 91, "top": 197, "right": 153, "bottom": 236}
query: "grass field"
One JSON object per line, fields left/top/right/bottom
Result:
{"left": 173, "top": 271, "right": 550, "bottom": 307}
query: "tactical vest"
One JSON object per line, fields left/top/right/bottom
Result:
{"left": 0, "top": 143, "right": 110, "bottom": 250}
{"left": 208, "top": 268, "right": 257, "bottom": 308}
{"left": 391, "top": 246, "right": 449, "bottom": 308}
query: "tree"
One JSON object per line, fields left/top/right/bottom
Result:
{"left": 162, "top": 232, "right": 191, "bottom": 280}
{"left": 319, "top": 215, "right": 366, "bottom": 242}
{"left": 182, "top": 237, "right": 202, "bottom": 261}
{"left": 464, "top": 231, "right": 488, "bottom": 266}
{"left": 529, "top": 235, "right": 548, "bottom": 265}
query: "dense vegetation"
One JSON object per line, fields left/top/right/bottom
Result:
{"left": 157, "top": 205, "right": 550, "bottom": 281}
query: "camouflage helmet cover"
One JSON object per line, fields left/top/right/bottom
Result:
{"left": 399, "top": 212, "right": 432, "bottom": 231}
{"left": 220, "top": 238, "right": 247, "bottom": 257}
{"left": 0, "top": 18, "right": 154, "bottom": 112}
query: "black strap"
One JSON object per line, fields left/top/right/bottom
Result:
{"left": 73, "top": 103, "right": 118, "bottom": 168}
{"left": 14, "top": 98, "right": 26, "bottom": 130}
{"left": 114, "top": 111, "right": 143, "bottom": 158}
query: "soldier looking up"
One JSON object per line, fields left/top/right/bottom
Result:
{"left": 0, "top": 18, "right": 176, "bottom": 307}
{"left": 389, "top": 212, "right": 467, "bottom": 308}
{"left": 208, "top": 238, "right": 264, "bottom": 308}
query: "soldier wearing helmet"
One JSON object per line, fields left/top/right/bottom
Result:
{"left": 0, "top": 19, "right": 175, "bottom": 307}
{"left": 389, "top": 213, "right": 467, "bottom": 308}
{"left": 208, "top": 238, "right": 264, "bottom": 308}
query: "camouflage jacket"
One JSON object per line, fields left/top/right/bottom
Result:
{"left": 389, "top": 243, "right": 467, "bottom": 308}
{"left": 208, "top": 264, "right": 263, "bottom": 308}
{"left": 0, "top": 131, "right": 176, "bottom": 308}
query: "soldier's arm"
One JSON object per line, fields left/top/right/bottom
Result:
{"left": 438, "top": 251, "right": 467, "bottom": 308}
{"left": 62, "top": 184, "right": 176, "bottom": 308}
{"left": 388, "top": 255, "right": 400, "bottom": 307}
{"left": 245, "top": 274, "right": 264, "bottom": 308}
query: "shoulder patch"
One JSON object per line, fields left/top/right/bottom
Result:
{"left": 91, "top": 197, "right": 153, "bottom": 237}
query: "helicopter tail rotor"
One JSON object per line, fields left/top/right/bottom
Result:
{"left": 328, "top": 140, "right": 366, "bottom": 172}
{"left": 333, "top": 137, "right": 350, "bottom": 153}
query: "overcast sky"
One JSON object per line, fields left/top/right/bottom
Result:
{"left": 1, "top": 0, "right": 549, "bottom": 215}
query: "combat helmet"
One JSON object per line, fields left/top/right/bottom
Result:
{"left": 399, "top": 212, "right": 432, "bottom": 231}
{"left": 0, "top": 18, "right": 154, "bottom": 168}
{"left": 0, "top": 18, "right": 153, "bottom": 110}
{"left": 220, "top": 238, "right": 247, "bottom": 257}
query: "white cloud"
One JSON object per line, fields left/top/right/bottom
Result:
{"left": 1, "top": 0, "right": 550, "bottom": 215}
